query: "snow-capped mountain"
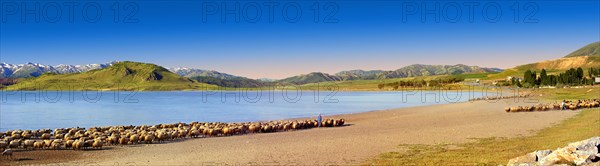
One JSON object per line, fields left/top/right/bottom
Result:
{"left": 0, "top": 62, "right": 116, "bottom": 78}
{"left": 168, "top": 67, "right": 239, "bottom": 79}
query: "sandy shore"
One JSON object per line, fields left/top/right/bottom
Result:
{"left": 1, "top": 99, "right": 578, "bottom": 165}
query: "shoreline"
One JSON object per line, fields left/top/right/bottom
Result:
{"left": 0, "top": 98, "right": 579, "bottom": 165}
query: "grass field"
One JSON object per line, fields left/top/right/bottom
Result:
{"left": 368, "top": 88, "right": 600, "bottom": 165}
{"left": 369, "top": 108, "right": 600, "bottom": 165}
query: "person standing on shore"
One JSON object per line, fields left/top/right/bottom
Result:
{"left": 561, "top": 100, "right": 566, "bottom": 110}
{"left": 317, "top": 114, "right": 322, "bottom": 127}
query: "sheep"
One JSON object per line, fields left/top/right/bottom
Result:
{"left": 222, "top": 127, "right": 232, "bottom": 136}
{"left": 107, "top": 136, "right": 118, "bottom": 145}
{"left": 72, "top": 140, "right": 84, "bottom": 150}
{"left": 33, "top": 141, "right": 44, "bottom": 149}
{"left": 0, "top": 141, "right": 7, "bottom": 150}
{"left": 2, "top": 149, "right": 13, "bottom": 159}
{"left": 188, "top": 129, "right": 200, "bottom": 138}
{"left": 22, "top": 140, "right": 35, "bottom": 150}
{"left": 3, "top": 136, "right": 13, "bottom": 143}
{"left": 41, "top": 133, "right": 51, "bottom": 140}
{"left": 248, "top": 125, "right": 260, "bottom": 133}
{"left": 143, "top": 134, "right": 154, "bottom": 144}
{"left": 21, "top": 132, "right": 32, "bottom": 139}
{"left": 51, "top": 139, "right": 64, "bottom": 150}
{"left": 65, "top": 140, "right": 75, "bottom": 148}
{"left": 8, "top": 140, "right": 20, "bottom": 149}
{"left": 92, "top": 139, "right": 104, "bottom": 149}
{"left": 129, "top": 135, "right": 139, "bottom": 144}
{"left": 118, "top": 137, "right": 129, "bottom": 145}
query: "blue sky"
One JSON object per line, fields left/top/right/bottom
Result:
{"left": 1, "top": 0, "right": 599, "bottom": 79}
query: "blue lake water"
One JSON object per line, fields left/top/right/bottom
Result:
{"left": 0, "top": 90, "right": 493, "bottom": 131}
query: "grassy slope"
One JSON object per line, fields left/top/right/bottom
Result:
{"left": 486, "top": 56, "right": 600, "bottom": 81}
{"left": 5, "top": 61, "right": 218, "bottom": 91}
{"left": 564, "top": 41, "right": 600, "bottom": 57}
{"left": 369, "top": 88, "right": 600, "bottom": 165}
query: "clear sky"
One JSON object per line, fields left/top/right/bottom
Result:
{"left": 1, "top": 1, "right": 599, "bottom": 79}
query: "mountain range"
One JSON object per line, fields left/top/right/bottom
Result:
{"left": 0, "top": 62, "right": 115, "bottom": 78}
{"left": 3, "top": 41, "right": 598, "bottom": 90}
{"left": 0, "top": 62, "right": 502, "bottom": 86}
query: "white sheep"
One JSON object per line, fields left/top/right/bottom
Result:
{"left": 1, "top": 149, "right": 13, "bottom": 159}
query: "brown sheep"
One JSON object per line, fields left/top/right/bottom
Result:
{"left": 33, "top": 141, "right": 44, "bottom": 149}
{"left": 51, "top": 139, "right": 64, "bottom": 150}
{"left": 118, "top": 137, "right": 129, "bottom": 145}
{"left": 72, "top": 140, "right": 84, "bottom": 150}
{"left": 0, "top": 141, "right": 7, "bottom": 150}
{"left": 41, "top": 133, "right": 51, "bottom": 140}
{"left": 43, "top": 140, "right": 53, "bottom": 149}
{"left": 92, "top": 139, "right": 104, "bottom": 149}
{"left": 22, "top": 140, "right": 35, "bottom": 150}
{"left": 8, "top": 140, "right": 20, "bottom": 149}
{"left": 129, "top": 135, "right": 139, "bottom": 144}
{"left": 144, "top": 134, "right": 154, "bottom": 144}
{"left": 65, "top": 140, "right": 75, "bottom": 148}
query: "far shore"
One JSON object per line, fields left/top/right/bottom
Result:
{"left": 0, "top": 97, "right": 579, "bottom": 165}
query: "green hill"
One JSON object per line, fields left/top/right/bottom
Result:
{"left": 5, "top": 61, "right": 218, "bottom": 91}
{"left": 564, "top": 41, "right": 600, "bottom": 57}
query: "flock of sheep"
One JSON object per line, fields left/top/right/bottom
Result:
{"left": 0, "top": 118, "right": 345, "bottom": 158}
{"left": 505, "top": 99, "right": 600, "bottom": 112}
{"left": 469, "top": 94, "right": 531, "bottom": 101}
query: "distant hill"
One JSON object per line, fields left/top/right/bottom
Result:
{"left": 488, "top": 41, "right": 600, "bottom": 80}
{"left": 169, "top": 68, "right": 238, "bottom": 79}
{"left": 377, "top": 64, "right": 501, "bottom": 79}
{"left": 564, "top": 42, "right": 600, "bottom": 58}
{"left": 279, "top": 72, "right": 343, "bottom": 84}
{"left": 334, "top": 70, "right": 385, "bottom": 80}
{"left": 170, "top": 68, "right": 270, "bottom": 88}
{"left": 5, "top": 61, "right": 216, "bottom": 91}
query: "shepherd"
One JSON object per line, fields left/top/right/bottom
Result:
{"left": 317, "top": 113, "right": 322, "bottom": 127}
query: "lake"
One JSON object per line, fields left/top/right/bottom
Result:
{"left": 0, "top": 90, "right": 493, "bottom": 131}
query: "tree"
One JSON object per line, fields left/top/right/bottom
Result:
{"left": 540, "top": 69, "right": 548, "bottom": 86}
{"left": 576, "top": 67, "right": 584, "bottom": 84}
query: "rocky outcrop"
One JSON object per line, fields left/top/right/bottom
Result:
{"left": 508, "top": 137, "right": 600, "bottom": 166}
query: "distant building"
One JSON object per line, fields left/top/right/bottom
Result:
{"left": 507, "top": 76, "right": 522, "bottom": 82}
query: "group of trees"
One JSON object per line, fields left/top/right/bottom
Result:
{"left": 518, "top": 67, "right": 598, "bottom": 88}
{"left": 377, "top": 76, "right": 464, "bottom": 90}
